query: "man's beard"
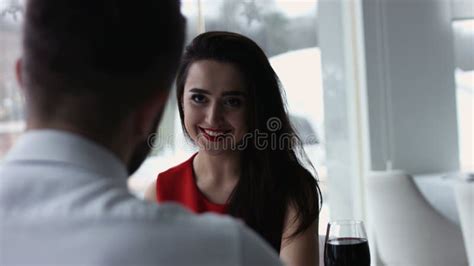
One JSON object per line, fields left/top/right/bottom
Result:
{"left": 127, "top": 108, "right": 164, "bottom": 175}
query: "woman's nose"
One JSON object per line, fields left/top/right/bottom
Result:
{"left": 205, "top": 102, "right": 223, "bottom": 125}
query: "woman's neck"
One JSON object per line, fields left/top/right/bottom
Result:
{"left": 193, "top": 151, "right": 241, "bottom": 187}
{"left": 192, "top": 151, "right": 241, "bottom": 205}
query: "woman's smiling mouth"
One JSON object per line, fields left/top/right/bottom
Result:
{"left": 198, "top": 127, "right": 232, "bottom": 142}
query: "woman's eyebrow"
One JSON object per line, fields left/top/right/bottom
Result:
{"left": 189, "top": 88, "right": 210, "bottom": 95}
{"left": 189, "top": 88, "right": 247, "bottom": 97}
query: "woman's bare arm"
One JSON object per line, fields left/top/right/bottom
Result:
{"left": 280, "top": 204, "right": 319, "bottom": 266}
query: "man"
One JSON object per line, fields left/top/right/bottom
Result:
{"left": 0, "top": 1, "right": 283, "bottom": 265}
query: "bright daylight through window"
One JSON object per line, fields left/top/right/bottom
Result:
{"left": 453, "top": 19, "right": 474, "bottom": 172}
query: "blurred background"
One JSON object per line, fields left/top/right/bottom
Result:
{"left": 1, "top": 0, "right": 473, "bottom": 265}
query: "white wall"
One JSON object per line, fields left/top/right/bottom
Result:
{"left": 451, "top": 0, "right": 474, "bottom": 20}
{"left": 319, "top": 1, "right": 464, "bottom": 265}
{"left": 363, "top": 0, "right": 460, "bottom": 174}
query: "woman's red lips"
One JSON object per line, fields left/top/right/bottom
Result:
{"left": 198, "top": 127, "right": 231, "bottom": 142}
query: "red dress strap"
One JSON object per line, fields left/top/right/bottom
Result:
{"left": 156, "top": 153, "right": 227, "bottom": 214}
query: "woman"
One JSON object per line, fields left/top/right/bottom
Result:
{"left": 145, "top": 31, "right": 322, "bottom": 266}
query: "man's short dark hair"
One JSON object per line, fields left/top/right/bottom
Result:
{"left": 22, "top": 0, "right": 185, "bottom": 130}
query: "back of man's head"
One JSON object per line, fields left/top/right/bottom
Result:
{"left": 21, "top": 0, "right": 185, "bottom": 132}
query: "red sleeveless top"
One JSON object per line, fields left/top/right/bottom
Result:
{"left": 155, "top": 153, "right": 228, "bottom": 214}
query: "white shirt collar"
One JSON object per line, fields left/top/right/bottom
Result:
{"left": 4, "top": 129, "right": 128, "bottom": 180}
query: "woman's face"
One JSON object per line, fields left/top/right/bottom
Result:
{"left": 182, "top": 60, "right": 248, "bottom": 154}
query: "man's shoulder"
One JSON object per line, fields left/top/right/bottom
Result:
{"left": 83, "top": 200, "right": 254, "bottom": 264}
{"left": 83, "top": 194, "right": 242, "bottom": 236}
{"left": 130, "top": 201, "right": 241, "bottom": 234}
{"left": 2, "top": 187, "right": 282, "bottom": 266}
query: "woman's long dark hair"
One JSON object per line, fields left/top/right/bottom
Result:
{"left": 176, "top": 31, "right": 322, "bottom": 252}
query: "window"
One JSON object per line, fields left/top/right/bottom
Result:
{"left": 129, "top": 0, "right": 330, "bottom": 231}
{"left": 452, "top": 20, "right": 474, "bottom": 172}
{"left": 0, "top": 0, "right": 25, "bottom": 159}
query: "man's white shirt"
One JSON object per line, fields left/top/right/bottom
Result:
{"left": 0, "top": 130, "right": 282, "bottom": 266}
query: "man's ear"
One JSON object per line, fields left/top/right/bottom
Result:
{"left": 15, "top": 58, "right": 23, "bottom": 88}
{"left": 134, "top": 90, "right": 169, "bottom": 138}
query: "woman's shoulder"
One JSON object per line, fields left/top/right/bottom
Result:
{"left": 158, "top": 153, "right": 197, "bottom": 181}
{"left": 152, "top": 153, "right": 197, "bottom": 202}
{"left": 284, "top": 165, "right": 321, "bottom": 223}
{"left": 286, "top": 164, "right": 318, "bottom": 192}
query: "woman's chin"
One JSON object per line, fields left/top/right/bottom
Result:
{"left": 197, "top": 142, "right": 239, "bottom": 156}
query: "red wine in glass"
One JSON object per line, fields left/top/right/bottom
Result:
{"left": 324, "top": 220, "right": 371, "bottom": 266}
{"left": 324, "top": 237, "right": 370, "bottom": 266}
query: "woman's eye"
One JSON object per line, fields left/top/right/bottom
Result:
{"left": 224, "top": 98, "right": 242, "bottom": 107}
{"left": 191, "top": 94, "right": 206, "bottom": 103}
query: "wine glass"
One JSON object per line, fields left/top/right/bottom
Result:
{"left": 324, "top": 220, "right": 371, "bottom": 266}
